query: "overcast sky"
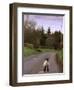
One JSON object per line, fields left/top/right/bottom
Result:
{"left": 24, "top": 14, "right": 64, "bottom": 33}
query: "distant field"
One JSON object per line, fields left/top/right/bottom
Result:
{"left": 24, "top": 47, "right": 56, "bottom": 57}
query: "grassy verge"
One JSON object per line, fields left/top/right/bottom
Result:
{"left": 56, "top": 49, "right": 63, "bottom": 72}
{"left": 24, "top": 47, "right": 38, "bottom": 57}
{"left": 57, "top": 49, "right": 63, "bottom": 64}
{"left": 24, "top": 47, "right": 56, "bottom": 57}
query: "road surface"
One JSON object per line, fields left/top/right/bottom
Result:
{"left": 22, "top": 52, "right": 62, "bottom": 75}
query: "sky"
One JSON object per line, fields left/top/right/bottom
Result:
{"left": 24, "top": 14, "right": 64, "bottom": 33}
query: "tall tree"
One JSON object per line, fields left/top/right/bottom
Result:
{"left": 53, "top": 31, "right": 62, "bottom": 49}
{"left": 47, "top": 27, "right": 51, "bottom": 35}
{"left": 40, "top": 27, "right": 47, "bottom": 47}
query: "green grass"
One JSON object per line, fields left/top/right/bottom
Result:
{"left": 24, "top": 47, "right": 56, "bottom": 57}
{"left": 24, "top": 47, "right": 38, "bottom": 57}
{"left": 57, "top": 49, "right": 63, "bottom": 62}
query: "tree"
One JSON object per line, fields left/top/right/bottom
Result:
{"left": 24, "top": 18, "right": 42, "bottom": 48}
{"left": 46, "top": 34, "right": 54, "bottom": 48}
{"left": 32, "top": 29, "right": 41, "bottom": 48}
{"left": 40, "top": 27, "right": 47, "bottom": 47}
{"left": 24, "top": 19, "right": 36, "bottom": 45}
{"left": 53, "top": 31, "right": 63, "bottom": 49}
{"left": 47, "top": 27, "right": 51, "bottom": 35}
{"left": 29, "top": 20, "right": 36, "bottom": 30}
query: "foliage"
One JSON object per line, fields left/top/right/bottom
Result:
{"left": 24, "top": 18, "right": 63, "bottom": 50}
{"left": 53, "top": 31, "right": 63, "bottom": 49}
{"left": 40, "top": 27, "right": 47, "bottom": 47}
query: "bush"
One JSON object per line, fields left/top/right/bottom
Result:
{"left": 24, "top": 43, "right": 33, "bottom": 49}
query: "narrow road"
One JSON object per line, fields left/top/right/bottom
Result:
{"left": 22, "top": 52, "right": 61, "bottom": 75}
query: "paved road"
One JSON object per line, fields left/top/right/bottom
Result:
{"left": 22, "top": 52, "right": 61, "bottom": 75}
